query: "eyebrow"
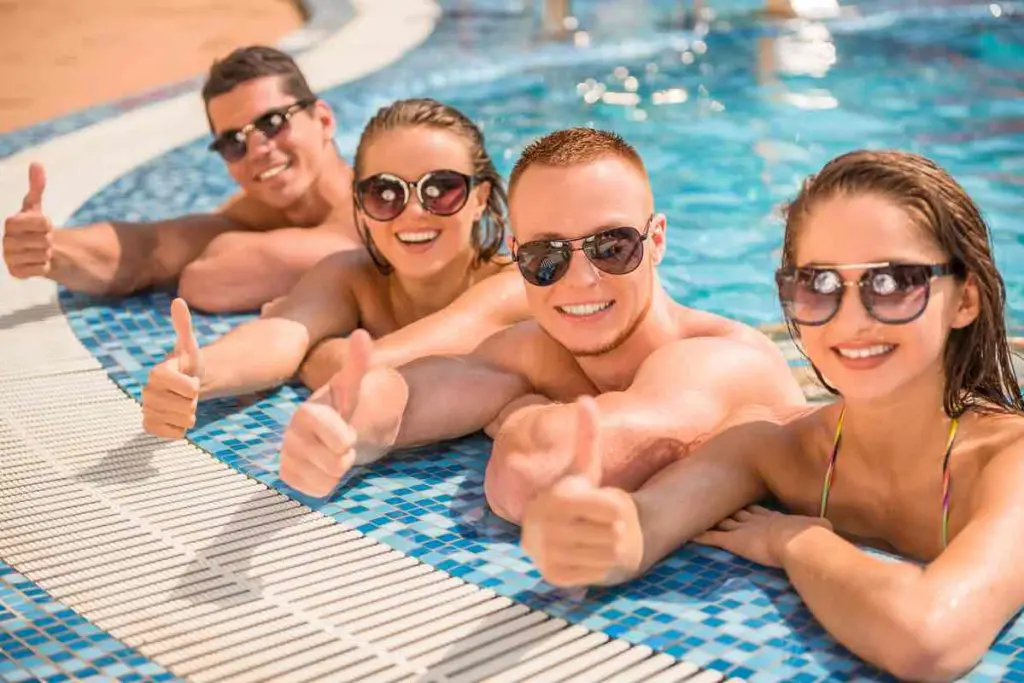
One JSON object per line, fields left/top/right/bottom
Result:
{"left": 531, "top": 221, "right": 639, "bottom": 241}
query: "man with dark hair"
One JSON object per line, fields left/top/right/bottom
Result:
{"left": 278, "top": 127, "right": 807, "bottom": 522}
{"left": 2, "top": 45, "right": 358, "bottom": 313}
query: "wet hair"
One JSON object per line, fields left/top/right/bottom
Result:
{"left": 352, "top": 98, "right": 508, "bottom": 274}
{"left": 508, "top": 127, "right": 647, "bottom": 197}
{"left": 201, "top": 46, "right": 316, "bottom": 130}
{"left": 781, "top": 149, "right": 1023, "bottom": 417}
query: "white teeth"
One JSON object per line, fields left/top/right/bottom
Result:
{"left": 557, "top": 302, "right": 612, "bottom": 317}
{"left": 837, "top": 345, "right": 894, "bottom": 359}
{"left": 257, "top": 163, "right": 288, "bottom": 181}
{"left": 396, "top": 230, "right": 440, "bottom": 244}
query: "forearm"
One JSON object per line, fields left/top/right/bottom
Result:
{"left": 198, "top": 319, "right": 311, "bottom": 399}
{"left": 50, "top": 222, "right": 154, "bottom": 295}
{"left": 299, "top": 339, "right": 349, "bottom": 391}
{"left": 780, "top": 526, "right": 966, "bottom": 680}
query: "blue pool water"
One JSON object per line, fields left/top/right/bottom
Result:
{"left": 40, "top": 2, "right": 1024, "bottom": 682}
{"left": 71, "top": 0, "right": 1024, "bottom": 330}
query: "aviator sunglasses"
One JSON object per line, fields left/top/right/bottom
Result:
{"left": 355, "top": 170, "right": 479, "bottom": 221}
{"left": 512, "top": 214, "right": 653, "bottom": 287}
{"left": 208, "top": 99, "right": 315, "bottom": 163}
{"left": 776, "top": 261, "right": 964, "bottom": 326}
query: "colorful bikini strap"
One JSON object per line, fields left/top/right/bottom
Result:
{"left": 819, "top": 407, "right": 959, "bottom": 548}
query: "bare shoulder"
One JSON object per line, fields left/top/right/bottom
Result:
{"left": 967, "top": 410, "right": 1024, "bottom": 505}
{"left": 676, "top": 306, "right": 780, "bottom": 353}
{"left": 472, "top": 321, "right": 582, "bottom": 392}
{"left": 304, "top": 249, "right": 376, "bottom": 287}
{"left": 638, "top": 332, "right": 794, "bottom": 390}
{"left": 216, "top": 193, "right": 286, "bottom": 230}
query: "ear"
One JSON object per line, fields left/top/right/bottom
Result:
{"left": 472, "top": 180, "right": 492, "bottom": 220}
{"left": 951, "top": 273, "right": 981, "bottom": 329}
{"left": 313, "top": 99, "right": 336, "bottom": 141}
{"left": 648, "top": 213, "right": 668, "bottom": 266}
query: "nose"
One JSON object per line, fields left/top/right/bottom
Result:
{"left": 831, "top": 283, "right": 876, "bottom": 332}
{"left": 245, "top": 129, "right": 274, "bottom": 159}
{"left": 559, "top": 248, "right": 602, "bottom": 288}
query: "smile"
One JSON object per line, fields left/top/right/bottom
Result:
{"left": 835, "top": 344, "right": 895, "bottom": 359}
{"left": 557, "top": 301, "right": 613, "bottom": 317}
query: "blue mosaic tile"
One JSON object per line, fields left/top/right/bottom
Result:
{"left": 5, "top": 1, "right": 1024, "bottom": 681}
{"left": 0, "top": 564, "right": 180, "bottom": 682}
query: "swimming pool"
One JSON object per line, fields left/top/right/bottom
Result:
{"left": 71, "top": 0, "right": 1024, "bottom": 330}
{"left": 5, "top": 1, "right": 1024, "bottom": 682}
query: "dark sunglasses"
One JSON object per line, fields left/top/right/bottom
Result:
{"left": 355, "top": 170, "right": 479, "bottom": 222}
{"left": 512, "top": 214, "right": 653, "bottom": 287}
{"left": 776, "top": 261, "right": 963, "bottom": 326}
{"left": 208, "top": 99, "right": 315, "bottom": 162}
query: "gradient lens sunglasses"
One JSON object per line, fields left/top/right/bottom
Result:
{"left": 776, "top": 261, "right": 964, "bottom": 326}
{"left": 208, "top": 99, "right": 315, "bottom": 163}
{"left": 355, "top": 170, "right": 480, "bottom": 222}
{"left": 512, "top": 214, "right": 654, "bottom": 287}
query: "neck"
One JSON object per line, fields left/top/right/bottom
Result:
{"left": 576, "top": 280, "right": 680, "bottom": 392}
{"left": 388, "top": 249, "right": 477, "bottom": 325}
{"left": 282, "top": 153, "right": 354, "bottom": 228}
{"left": 840, "top": 361, "right": 953, "bottom": 473}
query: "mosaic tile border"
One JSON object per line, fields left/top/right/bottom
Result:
{"left": 0, "top": 562, "right": 181, "bottom": 683}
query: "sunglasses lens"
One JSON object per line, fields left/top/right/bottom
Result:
{"left": 583, "top": 227, "right": 644, "bottom": 275}
{"left": 517, "top": 242, "right": 570, "bottom": 287}
{"left": 254, "top": 111, "right": 290, "bottom": 140}
{"left": 358, "top": 176, "right": 407, "bottom": 221}
{"left": 213, "top": 135, "right": 247, "bottom": 163}
{"left": 777, "top": 269, "right": 841, "bottom": 325}
{"left": 420, "top": 171, "right": 471, "bottom": 216}
{"left": 863, "top": 266, "right": 930, "bottom": 323}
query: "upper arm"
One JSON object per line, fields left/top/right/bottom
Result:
{"left": 913, "top": 438, "right": 1024, "bottom": 659}
{"left": 262, "top": 252, "right": 364, "bottom": 347}
{"left": 372, "top": 269, "right": 530, "bottom": 368}
{"left": 633, "top": 419, "right": 787, "bottom": 572}
{"left": 139, "top": 213, "right": 245, "bottom": 285}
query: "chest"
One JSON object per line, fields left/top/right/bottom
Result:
{"left": 765, "top": 437, "right": 979, "bottom": 561}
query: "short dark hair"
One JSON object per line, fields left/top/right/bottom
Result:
{"left": 201, "top": 46, "right": 316, "bottom": 127}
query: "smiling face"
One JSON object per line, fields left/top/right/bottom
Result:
{"left": 792, "top": 193, "right": 979, "bottom": 402}
{"left": 509, "top": 155, "right": 666, "bottom": 356}
{"left": 355, "top": 125, "right": 490, "bottom": 280}
{"left": 206, "top": 76, "right": 335, "bottom": 210}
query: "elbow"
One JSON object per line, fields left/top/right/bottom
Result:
{"left": 484, "top": 447, "right": 537, "bottom": 525}
{"left": 178, "top": 260, "right": 253, "bottom": 313}
{"left": 484, "top": 423, "right": 557, "bottom": 525}
{"left": 875, "top": 613, "right": 983, "bottom": 682}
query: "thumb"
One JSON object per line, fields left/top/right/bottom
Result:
{"left": 170, "top": 298, "right": 203, "bottom": 378}
{"left": 330, "top": 329, "right": 373, "bottom": 421}
{"left": 569, "top": 396, "right": 601, "bottom": 486}
{"left": 22, "top": 162, "right": 46, "bottom": 213}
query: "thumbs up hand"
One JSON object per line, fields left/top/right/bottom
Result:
{"left": 279, "top": 329, "right": 373, "bottom": 498}
{"left": 3, "top": 163, "right": 55, "bottom": 279}
{"left": 142, "top": 298, "right": 204, "bottom": 439}
{"left": 520, "top": 397, "right": 644, "bottom": 587}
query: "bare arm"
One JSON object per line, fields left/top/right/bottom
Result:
{"left": 769, "top": 441, "right": 1024, "bottom": 681}
{"left": 279, "top": 325, "right": 536, "bottom": 497}
{"left": 55, "top": 215, "right": 242, "bottom": 295}
{"left": 193, "top": 252, "right": 361, "bottom": 398}
{"left": 299, "top": 268, "right": 530, "bottom": 390}
{"left": 487, "top": 337, "right": 805, "bottom": 522}
{"left": 178, "top": 223, "right": 360, "bottom": 313}
{"left": 520, "top": 403, "right": 783, "bottom": 588}
{"left": 3, "top": 164, "right": 247, "bottom": 295}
